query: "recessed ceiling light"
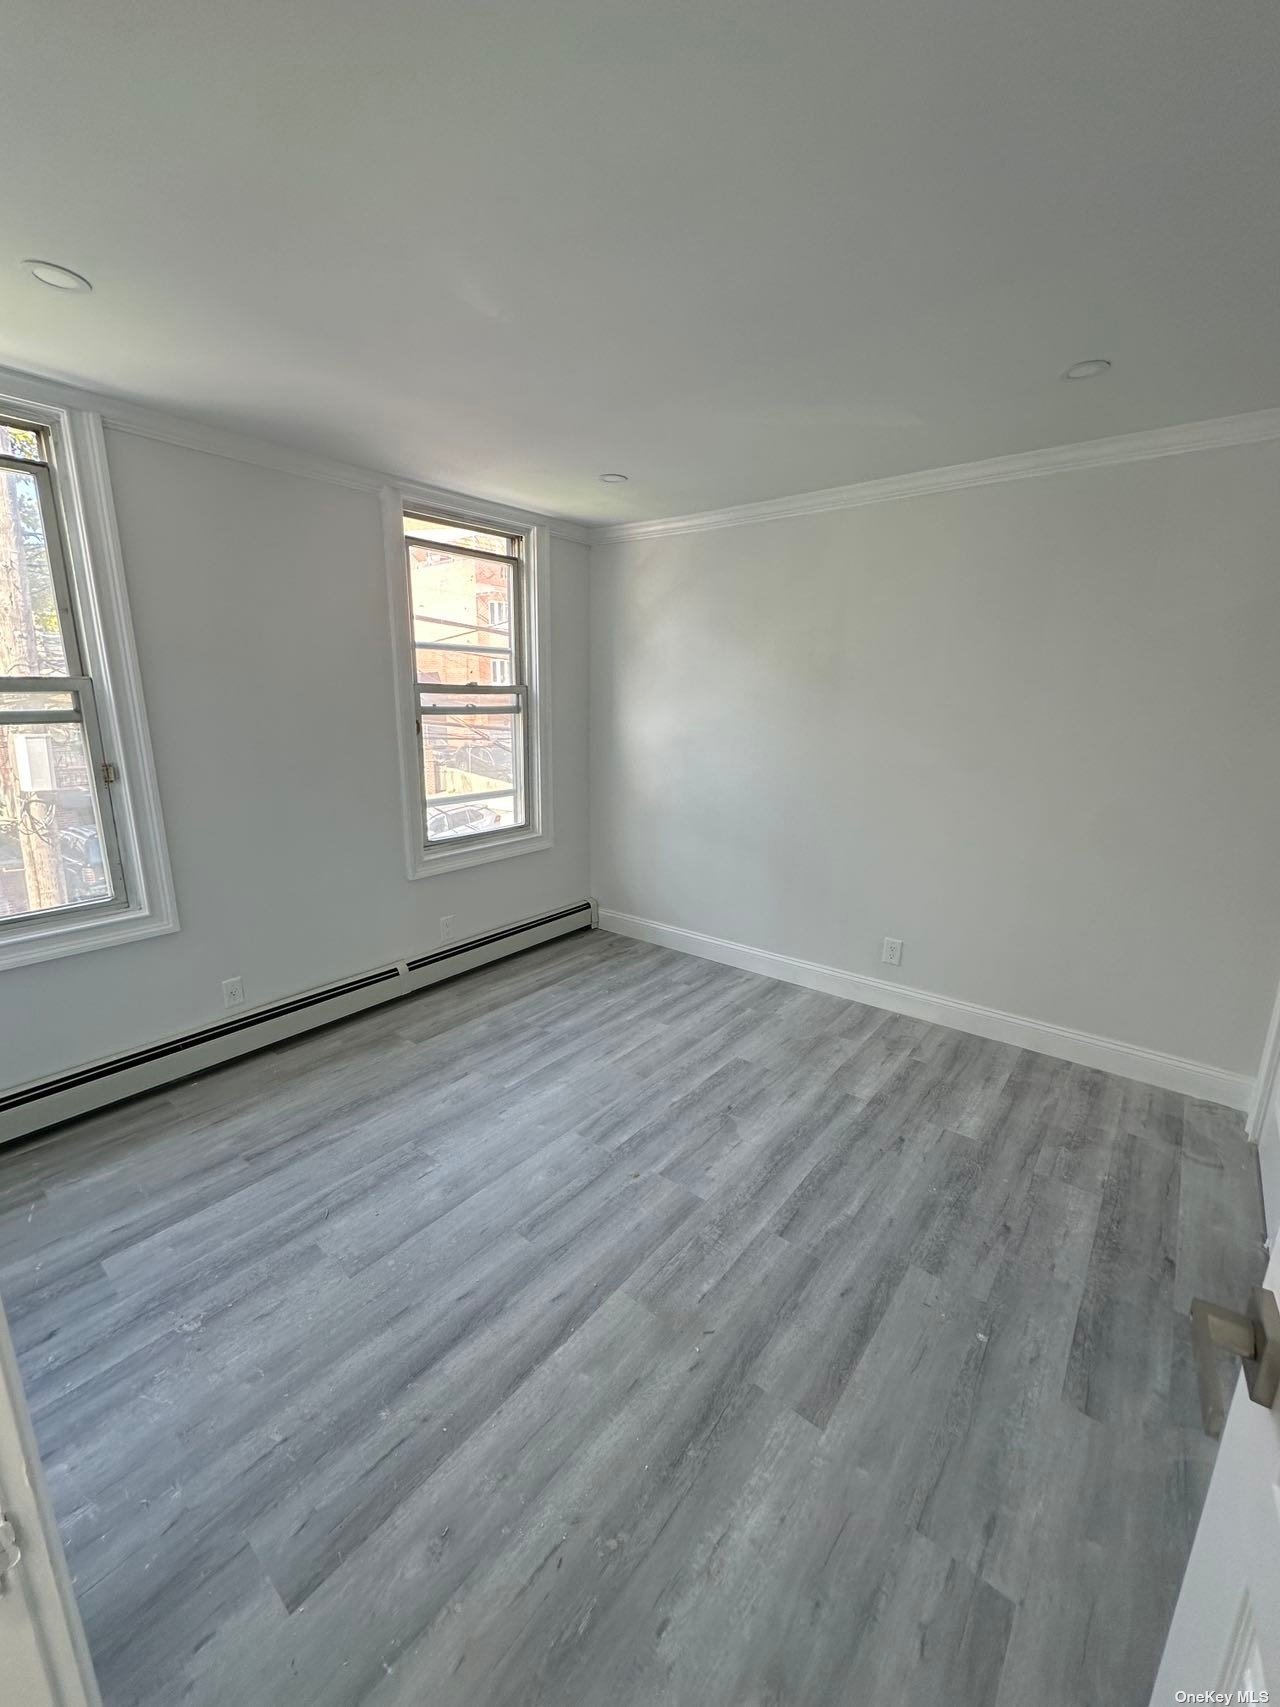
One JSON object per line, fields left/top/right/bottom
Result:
{"left": 23, "top": 259, "right": 93, "bottom": 292}
{"left": 1063, "top": 358, "right": 1111, "bottom": 380}
{"left": 599, "top": 472, "right": 629, "bottom": 484}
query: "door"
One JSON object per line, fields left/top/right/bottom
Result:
{"left": 1150, "top": 1065, "right": 1280, "bottom": 1707}
{"left": 0, "top": 1294, "right": 101, "bottom": 1707}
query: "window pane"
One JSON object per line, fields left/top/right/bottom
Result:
{"left": 422, "top": 709, "right": 524, "bottom": 840}
{"left": 0, "top": 720, "right": 114, "bottom": 918}
{"left": 0, "top": 689, "right": 76, "bottom": 715}
{"left": 409, "top": 547, "right": 514, "bottom": 685}
{"left": 403, "top": 516, "right": 516, "bottom": 558}
{"left": 415, "top": 644, "right": 514, "bottom": 691}
{"left": 0, "top": 421, "right": 45, "bottom": 461}
{"left": 1, "top": 465, "right": 71, "bottom": 676}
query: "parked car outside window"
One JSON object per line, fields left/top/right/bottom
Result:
{"left": 426, "top": 802, "right": 502, "bottom": 840}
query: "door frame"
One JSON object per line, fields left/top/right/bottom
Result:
{"left": 0, "top": 1295, "right": 101, "bottom": 1706}
{"left": 1248, "top": 973, "right": 1280, "bottom": 1239}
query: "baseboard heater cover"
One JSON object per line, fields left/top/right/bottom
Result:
{"left": 1, "top": 900, "right": 595, "bottom": 1145}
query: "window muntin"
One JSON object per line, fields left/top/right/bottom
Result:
{"left": 404, "top": 513, "right": 530, "bottom": 846}
{"left": 0, "top": 418, "right": 124, "bottom": 927}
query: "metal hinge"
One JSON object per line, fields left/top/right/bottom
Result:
{"left": 101, "top": 761, "right": 117, "bottom": 785}
{"left": 0, "top": 1508, "right": 21, "bottom": 1591}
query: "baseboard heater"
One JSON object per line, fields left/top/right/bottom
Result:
{"left": 0, "top": 900, "right": 596, "bottom": 1148}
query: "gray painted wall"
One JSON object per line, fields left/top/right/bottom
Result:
{"left": 2, "top": 429, "right": 590, "bottom": 1088}
{"left": 589, "top": 442, "right": 1280, "bottom": 1076}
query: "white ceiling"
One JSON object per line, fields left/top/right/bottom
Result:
{"left": 4, "top": 0, "right": 1279, "bottom": 523}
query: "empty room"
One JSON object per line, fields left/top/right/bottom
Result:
{"left": 2, "top": 2, "right": 1279, "bottom": 1705}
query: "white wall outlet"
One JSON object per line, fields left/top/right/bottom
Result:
{"left": 440, "top": 915, "right": 456, "bottom": 944}
{"left": 882, "top": 937, "right": 903, "bottom": 967}
{"left": 221, "top": 975, "right": 245, "bottom": 1009}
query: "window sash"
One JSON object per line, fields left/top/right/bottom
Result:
{"left": 420, "top": 705, "right": 528, "bottom": 838}
{"left": 415, "top": 639, "right": 512, "bottom": 658}
{"left": 0, "top": 674, "right": 92, "bottom": 721}
{"left": 1, "top": 452, "right": 85, "bottom": 680}
{"left": 402, "top": 519, "right": 520, "bottom": 567}
{"left": 0, "top": 673, "right": 128, "bottom": 928}
{"left": 418, "top": 683, "right": 525, "bottom": 706}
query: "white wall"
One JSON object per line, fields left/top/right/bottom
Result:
{"left": 1, "top": 429, "right": 590, "bottom": 1090}
{"left": 589, "top": 442, "right": 1280, "bottom": 1081}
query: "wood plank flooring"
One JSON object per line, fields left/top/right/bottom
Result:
{"left": 0, "top": 929, "right": 1266, "bottom": 1707}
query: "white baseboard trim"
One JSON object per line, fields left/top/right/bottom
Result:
{"left": 0, "top": 902, "right": 595, "bottom": 1147}
{"left": 599, "top": 908, "right": 1254, "bottom": 1112}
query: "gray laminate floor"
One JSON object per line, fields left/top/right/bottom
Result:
{"left": 0, "top": 929, "right": 1266, "bottom": 1707}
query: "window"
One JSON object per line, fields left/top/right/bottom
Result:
{"left": 407, "top": 512, "right": 526, "bottom": 844}
{"left": 1, "top": 416, "right": 126, "bottom": 926}
{"left": 0, "top": 386, "right": 175, "bottom": 969}
{"left": 386, "top": 494, "right": 551, "bottom": 874}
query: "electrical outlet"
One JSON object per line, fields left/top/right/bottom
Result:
{"left": 440, "top": 915, "right": 456, "bottom": 944}
{"left": 221, "top": 976, "right": 245, "bottom": 1009}
{"left": 882, "top": 937, "right": 903, "bottom": 967}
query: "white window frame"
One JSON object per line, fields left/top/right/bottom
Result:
{"left": 0, "top": 380, "right": 176, "bottom": 971}
{"left": 381, "top": 484, "right": 554, "bottom": 877}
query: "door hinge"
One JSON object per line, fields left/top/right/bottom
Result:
{"left": 0, "top": 1508, "right": 21, "bottom": 1591}
{"left": 101, "top": 761, "right": 118, "bottom": 785}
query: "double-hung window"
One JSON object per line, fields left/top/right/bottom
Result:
{"left": 1, "top": 417, "right": 125, "bottom": 925}
{"left": 0, "top": 391, "right": 175, "bottom": 970}
{"left": 388, "top": 498, "right": 551, "bottom": 873}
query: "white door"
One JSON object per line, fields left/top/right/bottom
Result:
{"left": 1150, "top": 1078, "right": 1280, "bottom": 1706}
{"left": 0, "top": 1295, "right": 100, "bottom": 1707}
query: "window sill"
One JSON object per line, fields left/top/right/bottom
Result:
{"left": 0, "top": 900, "right": 179, "bottom": 973}
{"left": 408, "top": 825, "right": 554, "bottom": 879}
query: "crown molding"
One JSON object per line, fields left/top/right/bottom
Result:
{"left": 7, "top": 359, "right": 1275, "bottom": 553}
{"left": 590, "top": 407, "right": 1280, "bottom": 546}
{"left": 0, "top": 362, "right": 590, "bottom": 545}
